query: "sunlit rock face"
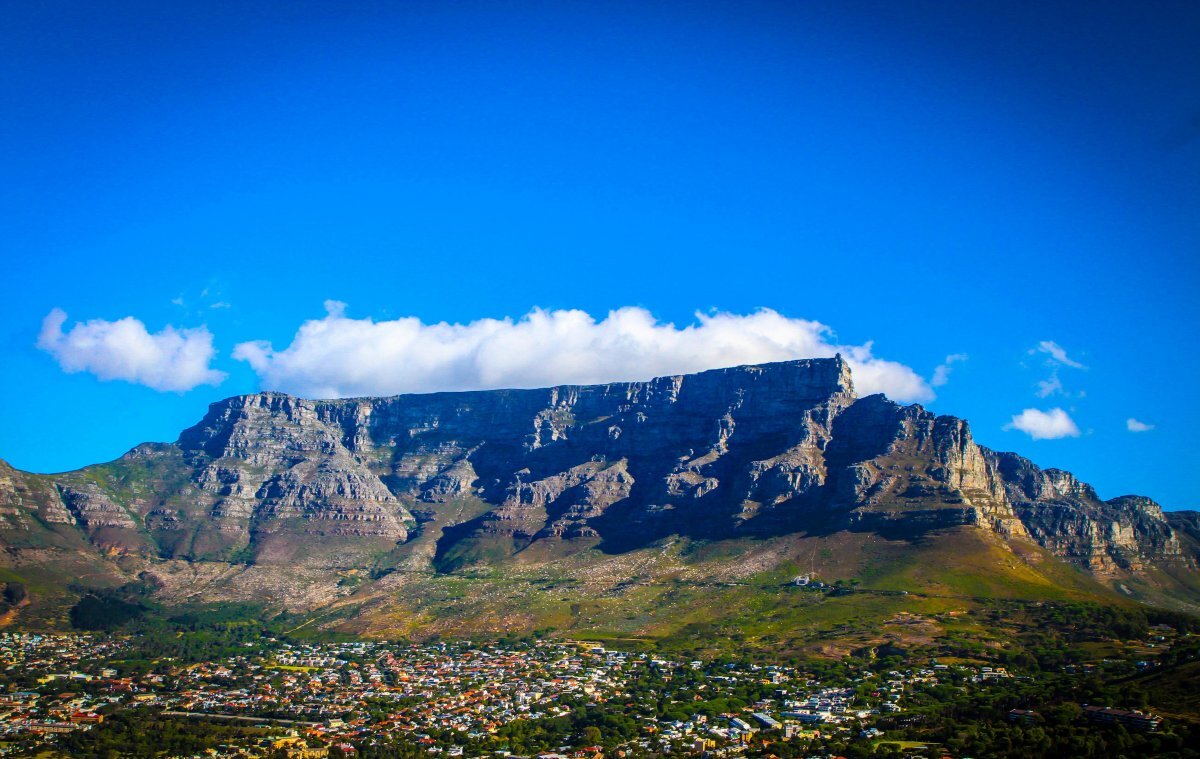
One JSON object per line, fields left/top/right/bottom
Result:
{"left": 993, "top": 452, "right": 1185, "bottom": 571}
{"left": 0, "top": 357, "right": 1187, "bottom": 575}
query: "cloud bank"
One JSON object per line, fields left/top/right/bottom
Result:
{"left": 234, "top": 303, "right": 935, "bottom": 401}
{"left": 1004, "top": 407, "right": 1081, "bottom": 440}
{"left": 38, "top": 309, "right": 226, "bottom": 392}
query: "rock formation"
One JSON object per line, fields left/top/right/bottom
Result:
{"left": 0, "top": 357, "right": 1189, "bottom": 586}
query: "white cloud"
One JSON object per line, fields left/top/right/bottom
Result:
{"left": 234, "top": 303, "right": 935, "bottom": 402}
{"left": 37, "top": 308, "right": 226, "bottom": 392}
{"left": 1034, "top": 340, "right": 1086, "bottom": 369}
{"left": 931, "top": 353, "right": 968, "bottom": 387}
{"left": 1004, "top": 407, "right": 1081, "bottom": 440}
{"left": 1035, "top": 372, "right": 1063, "bottom": 398}
{"left": 1029, "top": 340, "right": 1086, "bottom": 398}
{"left": 1126, "top": 418, "right": 1155, "bottom": 433}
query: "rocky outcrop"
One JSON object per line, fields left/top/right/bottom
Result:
{"left": 1167, "top": 511, "right": 1200, "bottom": 563}
{"left": 0, "top": 358, "right": 1186, "bottom": 578}
{"left": 56, "top": 484, "right": 137, "bottom": 530}
{"left": 989, "top": 452, "right": 1184, "bottom": 571}
{"left": 824, "top": 396, "right": 1026, "bottom": 537}
{"left": 173, "top": 393, "right": 415, "bottom": 566}
{"left": 0, "top": 459, "right": 75, "bottom": 531}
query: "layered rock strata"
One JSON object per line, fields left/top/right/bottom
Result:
{"left": 0, "top": 358, "right": 1185, "bottom": 575}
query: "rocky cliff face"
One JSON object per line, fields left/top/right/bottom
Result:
{"left": 0, "top": 358, "right": 1186, "bottom": 578}
{"left": 0, "top": 459, "right": 76, "bottom": 534}
{"left": 823, "top": 395, "right": 1027, "bottom": 538}
{"left": 174, "top": 393, "right": 414, "bottom": 566}
{"left": 990, "top": 452, "right": 1183, "bottom": 571}
{"left": 1167, "top": 511, "right": 1200, "bottom": 565}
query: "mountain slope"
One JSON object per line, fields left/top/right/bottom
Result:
{"left": 0, "top": 357, "right": 1194, "bottom": 636}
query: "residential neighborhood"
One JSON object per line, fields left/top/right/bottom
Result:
{"left": 0, "top": 630, "right": 1175, "bottom": 757}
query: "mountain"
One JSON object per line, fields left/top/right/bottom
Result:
{"left": 1, "top": 357, "right": 1196, "bottom": 645}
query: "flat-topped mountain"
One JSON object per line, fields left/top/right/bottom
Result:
{"left": 1, "top": 357, "right": 1196, "bottom": 639}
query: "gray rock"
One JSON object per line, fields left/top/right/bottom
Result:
{"left": 0, "top": 357, "right": 1187, "bottom": 578}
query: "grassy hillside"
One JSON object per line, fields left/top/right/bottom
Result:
{"left": 303, "top": 523, "right": 1131, "bottom": 658}
{"left": 1, "top": 478, "right": 1190, "bottom": 669}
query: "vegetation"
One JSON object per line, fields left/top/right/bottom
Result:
{"left": 68, "top": 592, "right": 147, "bottom": 631}
{"left": 48, "top": 710, "right": 273, "bottom": 758}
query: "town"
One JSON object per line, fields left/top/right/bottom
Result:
{"left": 0, "top": 629, "right": 1187, "bottom": 758}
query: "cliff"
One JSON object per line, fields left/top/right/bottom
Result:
{"left": 0, "top": 358, "right": 1189, "bottom": 605}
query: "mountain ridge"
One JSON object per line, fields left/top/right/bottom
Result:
{"left": 1, "top": 357, "right": 1196, "bottom": 637}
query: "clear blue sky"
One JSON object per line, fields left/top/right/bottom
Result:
{"left": 2, "top": 1, "right": 1197, "bottom": 508}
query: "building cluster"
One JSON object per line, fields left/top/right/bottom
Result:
{"left": 1082, "top": 705, "right": 1163, "bottom": 732}
{"left": 0, "top": 632, "right": 127, "bottom": 742}
{"left": 176, "top": 639, "right": 636, "bottom": 736}
{"left": 0, "top": 631, "right": 1174, "bottom": 756}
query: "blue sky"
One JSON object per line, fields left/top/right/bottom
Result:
{"left": 2, "top": 1, "right": 1197, "bottom": 508}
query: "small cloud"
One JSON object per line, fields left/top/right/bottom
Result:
{"left": 1035, "top": 372, "right": 1063, "bottom": 398}
{"left": 172, "top": 285, "right": 232, "bottom": 314}
{"left": 931, "top": 353, "right": 968, "bottom": 388}
{"left": 1033, "top": 340, "right": 1086, "bottom": 369}
{"left": 1126, "top": 418, "right": 1155, "bottom": 433}
{"left": 37, "top": 308, "right": 226, "bottom": 392}
{"left": 1004, "top": 407, "right": 1081, "bottom": 440}
{"left": 1028, "top": 340, "right": 1086, "bottom": 399}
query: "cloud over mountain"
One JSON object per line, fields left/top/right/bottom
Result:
{"left": 1005, "top": 407, "right": 1081, "bottom": 440}
{"left": 234, "top": 304, "right": 935, "bottom": 402}
{"left": 38, "top": 309, "right": 226, "bottom": 392}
